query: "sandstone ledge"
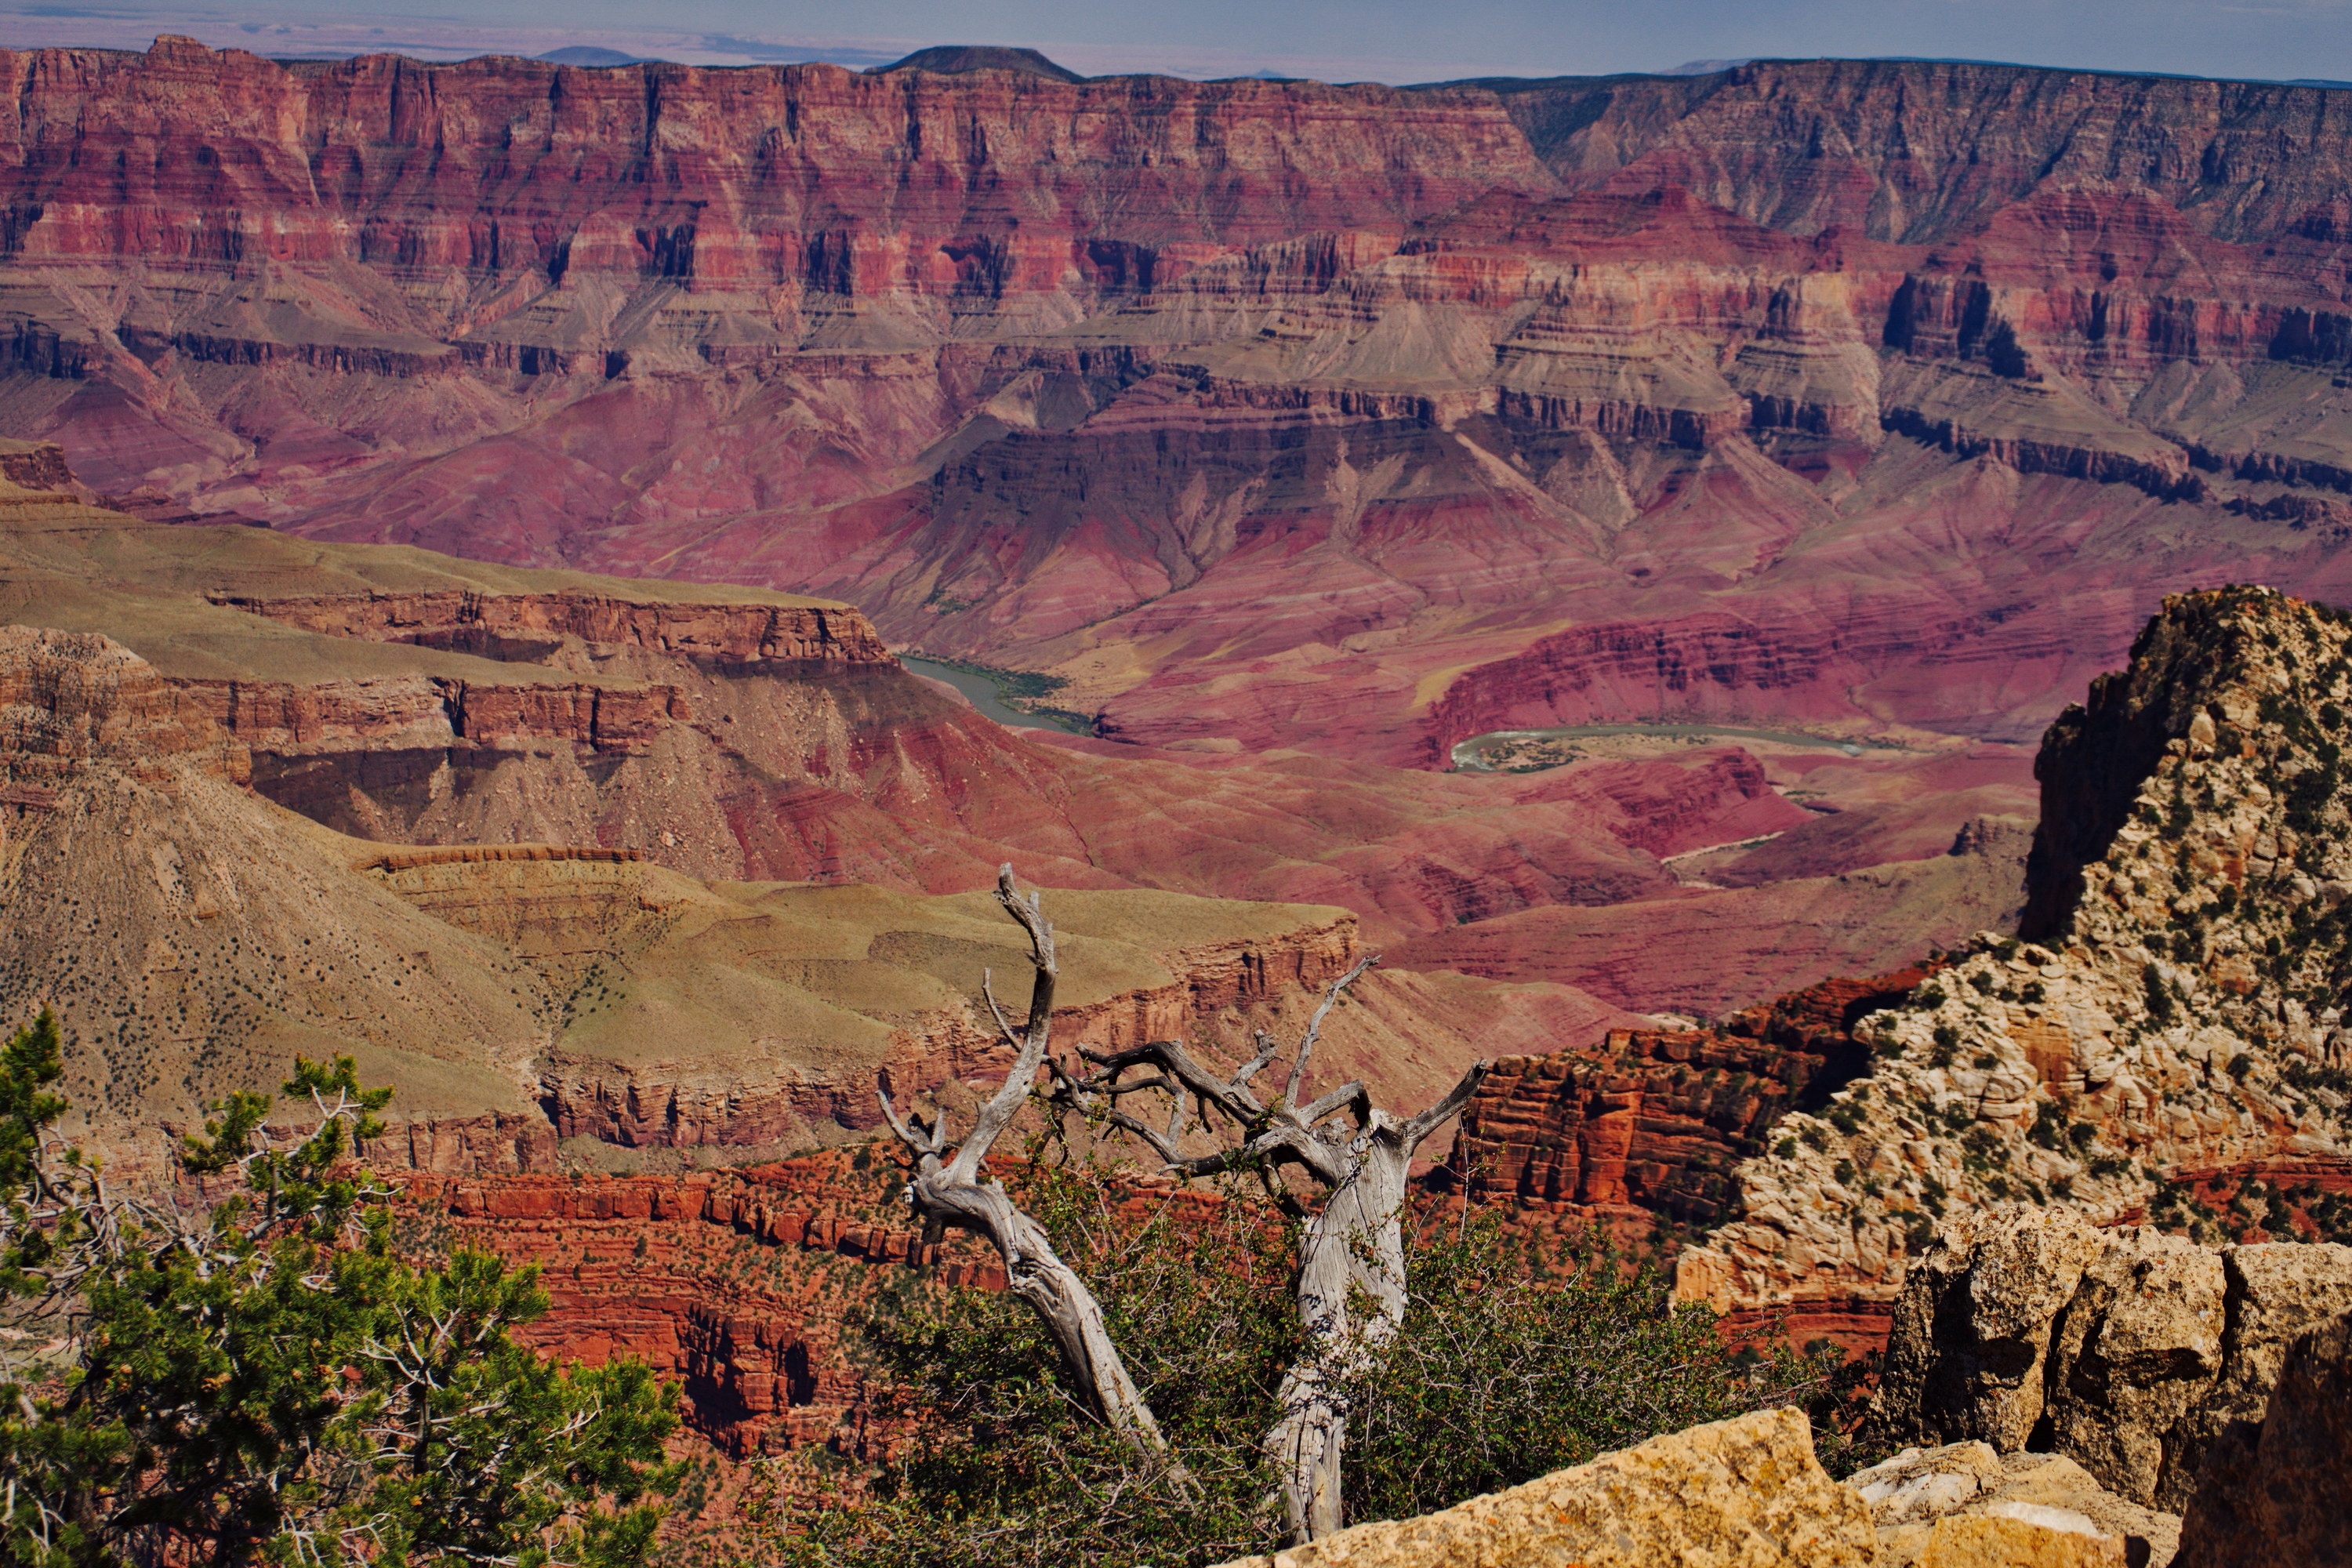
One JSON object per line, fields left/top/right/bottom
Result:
{"left": 1208, "top": 1406, "right": 1872, "bottom": 1568}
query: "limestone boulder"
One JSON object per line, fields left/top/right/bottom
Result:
{"left": 1849, "top": 1439, "right": 2009, "bottom": 1525}
{"left": 1865, "top": 1209, "right": 2352, "bottom": 1510}
{"left": 1208, "top": 1406, "right": 1873, "bottom": 1568}
{"left": 2044, "top": 1229, "right": 2227, "bottom": 1508}
{"left": 2174, "top": 1311, "right": 2352, "bottom": 1568}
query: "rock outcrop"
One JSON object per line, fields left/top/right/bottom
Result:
{"left": 0, "top": 624, "right": 249, "bottom": 782}
{"left": 1679, "top": 589, "right": 2352, "bottom": 1314}
{"left": 2174, "top": 1310, "right": 2352, "bottom": 1568}
{"left": 1864, "top": 1208, "right": 2352, "bottom": 1512}
{"left": 1207, "top": 1407, "right": 1875, "bottom": 1568}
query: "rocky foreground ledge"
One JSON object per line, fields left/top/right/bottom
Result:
{"left": 1214, "top": 1214, "right": 2352, "bottom": 1566}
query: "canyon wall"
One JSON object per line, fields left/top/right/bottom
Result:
{"left": 395, "top": 1156, "right": 1002, "bottom": 1463}
{"left": 7, "top": 43, "right": 2352, "bottom": 775}
{"left": 5, "top": 477, "right": 2029, "bottom": 1029}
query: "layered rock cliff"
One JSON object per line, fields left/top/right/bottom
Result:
{"left": 10, "top": 42, "right": 2352, "bottom": 785}
{"left": 1447, "top": 967, "right": 1931, "bottom": 1231}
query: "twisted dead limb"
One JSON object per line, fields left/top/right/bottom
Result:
{"left": 1054, "top": 956, "right": 1490, "bottom": 1542}
{"left": 875, "top": 866, "right": 1172, "bottom": 1465}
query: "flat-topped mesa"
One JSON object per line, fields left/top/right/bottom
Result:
{"left": 1678, "top": 586, "right": 2352, "bottom": 1316}
{"left": 210, "top": 591, "right": 892, "bottom": 666}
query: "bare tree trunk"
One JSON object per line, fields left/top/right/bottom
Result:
{"left": 878, "top": 867, "right": 1174, "bottom": 1465}
{"left": 1053, "top": 957, "right": 1488, "bottom": 1541}
{"left": 1267, "top": 1126, "right": 1416, "bottom": 1541}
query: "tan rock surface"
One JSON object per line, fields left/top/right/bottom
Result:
{"left": 1853, "top": 1443, "right": 2181, "bottom": 1566}
{"left": 1865, "top": 1207, "right": 2352, "bottom": 1511}
{"left": 1897, "top": 1514, "right": 2125, "bottom": 1567}
{"left": 1984, "top": 1455, "right": 2180, "bottom": 1563}
{"left": 1207, "top": 1406, "right": 1874, "bottom": 1568}
{"left": 2174, "top": 1311, "right": 2352, "bottom": 1568}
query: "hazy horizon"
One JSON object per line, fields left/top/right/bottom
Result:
{"left": 4, "top": 0, "right": 2352, "bottom": 87}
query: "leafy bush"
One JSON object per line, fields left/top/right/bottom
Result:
{"left": 780, "top": 1154, "right": 1851, "bottom": 1568}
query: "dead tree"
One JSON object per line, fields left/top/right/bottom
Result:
{"left": 874, "top": 865, "right": 1173, "bottom": 1465}
{"left": 1053, "top": 956, "right": 1490, "bottom": 1543}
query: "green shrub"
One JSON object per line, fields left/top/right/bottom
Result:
{"left": 781, "top": 1163, "right": 1853, "bottom": 1567}
{"left": 0, "top": 1014, "right": 678, "bottom": 1568}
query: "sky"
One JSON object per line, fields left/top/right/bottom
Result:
{"left": 5, "top": 0, "right": 2352, "bottom": 85}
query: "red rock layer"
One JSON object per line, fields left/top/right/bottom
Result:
{"left": 182, "top": 673, "right": 694, "bottom": 756}
{"left": 1445, "top": 967, "right": 1933, "bottom": 1228}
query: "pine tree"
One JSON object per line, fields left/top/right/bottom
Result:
{"left": 0, "top": 1011, "right": 679, "bottom": 1568}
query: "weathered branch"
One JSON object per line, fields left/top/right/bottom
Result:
{"left": 875, "top": 866, "right": 1174, "bottom": 1469}
{"left": 945, "top": 867, "right": 1059, "bottom": 1187}
{"left": 1282, "top": 953, "right": 1375, "bottom": 1109}
{"left": 1404, "top": 1060, "right": 1491, "bottom": 1146}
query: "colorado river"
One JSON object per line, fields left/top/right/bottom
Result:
{"left": 1452, "top": 721, "right": 1871, "bottom": 772}
{"left": 898, "top": 656, "right": 1087, "bottom": 734}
